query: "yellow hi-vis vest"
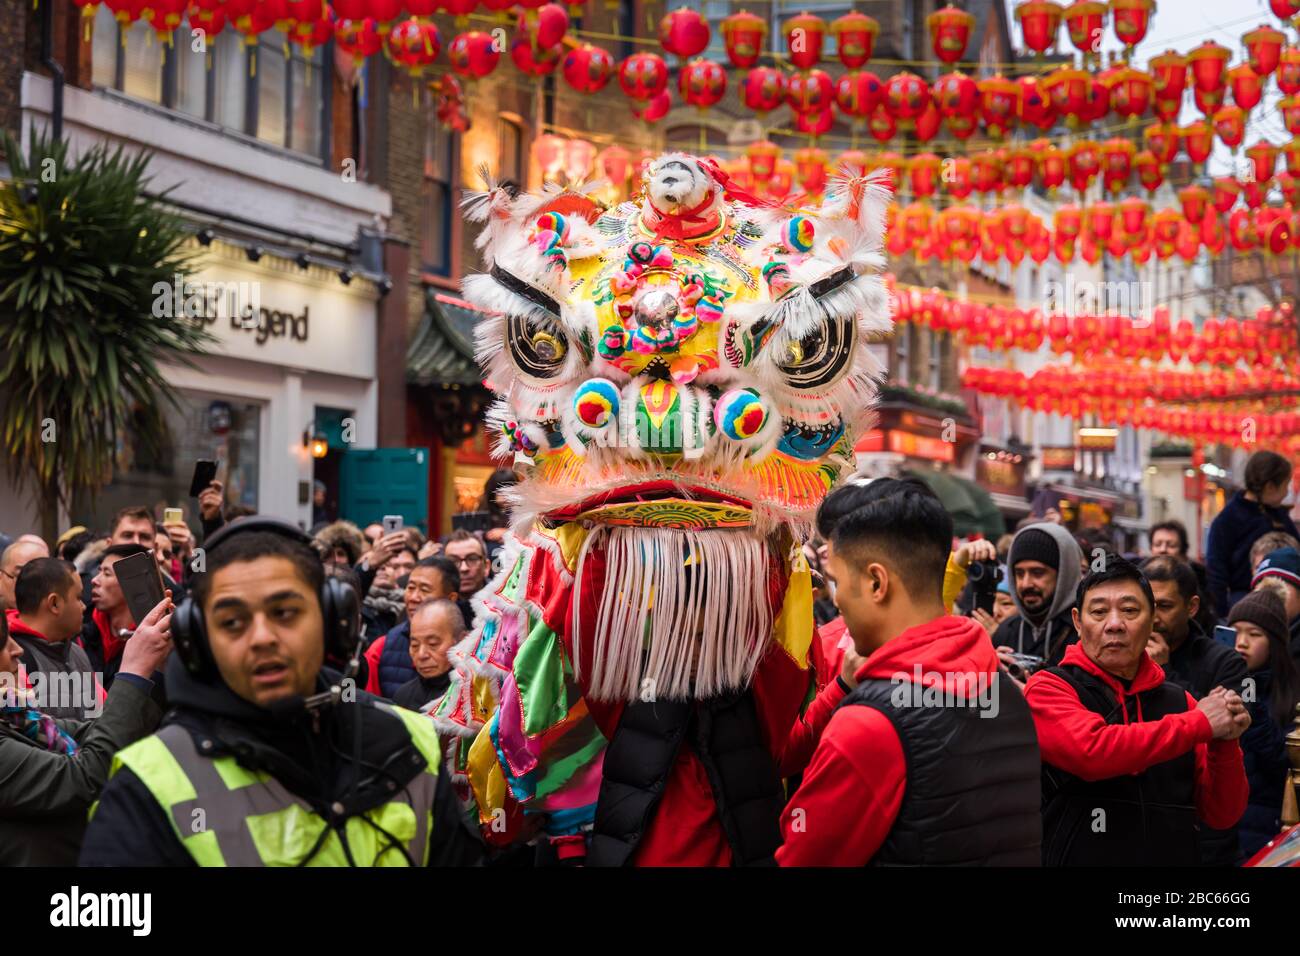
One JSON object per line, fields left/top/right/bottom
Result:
{"left": 99, "top": 702, "right": 441, "bottom": 866}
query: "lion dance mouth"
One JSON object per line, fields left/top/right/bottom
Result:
{"left": 431, "top": 153, "right": 894, "bottom": 839}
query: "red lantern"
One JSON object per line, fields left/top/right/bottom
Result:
{"left": 1178, "top": 183, "right": 1209, "bottom": 222}
{"left": 523, "top": 3, "right": 568, "bottom": 49}
{"left": 746, "top": 141, "right": 780, "bottom": 182}
{"left": 885, "top": 71, "right": 931, "bottom": 122}
{"left": 144, "top": 0, "right": 187, "bottom": 41}
{"left": 678, "top": 58, "right": 726, "bottom": 109}
{"left": 1245, "top": 24, "right": 1286, "bottom": 76}
{"left": 619, "top": 52, "right": 668, "bottom": 100}
{"left": 868, "top": 105, "right": 897, "bottom": 142}
{"left": 908, "top": 153, "right": 941, "bottom": 199}
{"left": 562, "top": 43, "right": 613, "bottom": 92}
{"left": 1099, "top": 138, "right": 1135, "bottom": 192}
{"left": 448, "top": 31, "right": 499, "bottom": 79}
{"left": 1015, "top": 1, "right": 1064, "bottom": 55}
{"left": 223, "top": 0, "right": 275, "bottom": 43}
{"left": 832, "top": 12, "right": 879, "bottom": 68}
{"left": 1055, "top": 203, "right": 1083, "bottom": 239}
{"left": 1017, "top": 75, "right": 1056, "bottom": 128}
{"left": 971, "top": 150, "right": 1005, "bottom": 194}
{"left": 796, "top": 106, "right": 835, "bottom": 137}
{"left": 386, "top": 17, "right": 440, "bottom": 77}
{"left": 1035, "top": 139, "right": 1066, "bottom": 190}
{"left": 1148, "top": 49, "right": 1187, "bottom": 99}
{"left": 1110, "top": 0, "right": 1154, "bottom": 51}
{"left": 632, "top": 90, "right": 671, "bottom": 123}
{"left": 1286, "top": 138, "right": 1300, "bottom": 174}
{"left": 1187, "top": 40, "right": 1231, "bottom": 94}
{"left": 1067, "top": 140, "right": 1100, "bottom": 192}
{"left": 1106, "top": 66, "right": 1152, "bottom": 120}
{"left": 1181, "top": 120, "right": 1214, "bottom": 163}
{"left": 1213, "top": 105, "right": 1246, "bottom": 150}
{"left": 927, "top": 4, "right": 974, "bottom": 64}
{"left": 1043, "top": 65, "right": 1090, "bottom": 120}
{"left": 334, "top": 17, "right": 380, "bottom": 65}
{"left": 659, "top": 8, "right": 710, "bottom": 59}
{"left": 834, "top": 70, "right": 883, "bottom": 118}
{"left": 1212, "top": 176, "right": 1241, "bottom": 213}
{"left": 286, "top": 6, "right": 332, "bottom": 55}
{"left": 437, "top": 0, "right": 477, "bottom": 25}
{"left": 1246, "top": 140, "right": 1279, "bottom": 185}
{"left": 914, "top": 101, "right": 941, "bottom": 142}
{"left": 1119, "top": 196, "right": 1149, "bottom": 236}
{"left": 742, "top": 66, "right": 787, "bottom": 114}
{"left": 720, "top": 10, "right": 766, "bottom": 68}
{"left": 783, "top": 12, "right": 826, "bottom": 70}
{"left": 787, "top": 68, "right": 833, "bottom": 113}
{"left": 934, "top": 71, "right": 979, "bottom": 118}
{"left": 979, "top": 74, "right": 1019, "bottom": 137}
{"left": 1144, "top": 123, "right": 1178, "bottom": 164}
{"left": 510, "top": 32, "right": 561, "bottom": 75}
{"left": 1151, "top": 93, "right": 1181, "bottom": 123}
{"left": 1064, "top": 1, "right": 1107, "bottom": 58}
{"left": 1194, "top": 85, "right": 1226, "bottom": 117}
{"left": 1280, "top": 46, "right": 1300, "bottom": 95}
{"left": 1088, "top": 201, "right": 1115, "bottom": 242}
{"left": 1229, "top": 64, "right": 1264, "bottom": 111}
{"left": 1278, "top": 170, "right": 1300, "bottom": 205}
{"left": 1230, "top": 207, "right": 1257, "bottom": 251}
{"left": 1271, "top": 0, "right": 1300, "bottom": 17}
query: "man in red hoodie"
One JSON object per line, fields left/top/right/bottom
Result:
{"left": 777, "top": 477, "right": 1042, "bottom": 866}
{"left": 1026, "top": 554, "right": 1250, "bottom": 866}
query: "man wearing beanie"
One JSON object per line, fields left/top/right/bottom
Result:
{"left": 991, "top": 523, "right": 1085, "bottom": 672}
{"left": 1250, "top": 547, "right": 1300, "bottom": 668}
{"left": 1227, "top": 587, "right": 1297, "bottom": 860}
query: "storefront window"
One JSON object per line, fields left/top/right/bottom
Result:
{"left": 72, "top": 390, "right": 261, "bottom": 535}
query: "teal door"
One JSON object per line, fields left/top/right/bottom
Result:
{"left": 339, "top": 448, "right": 430, "bottom": 533}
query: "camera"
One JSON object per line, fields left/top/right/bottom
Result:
{"left": 967, "top": 559, "right": 1003, "bottom": 614}
{"left": 1004, "top": 653, "right": 1046, "bottom": 682}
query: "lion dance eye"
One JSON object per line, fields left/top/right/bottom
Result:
{"left": 506, "top": 314, "right": 569, "bottom": 379}
{"left": 775, "top": 314, "right": 857, "bottom": 390}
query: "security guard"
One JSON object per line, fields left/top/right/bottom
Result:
{"left": 80, "top": 518, "right": 481, "bottom": 867}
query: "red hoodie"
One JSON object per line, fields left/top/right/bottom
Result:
{"left": 777, "top": 614, "right": 998, "bottom": 867}
{"left": 1025, "top": 642, "right": 1248, "bottom": 830}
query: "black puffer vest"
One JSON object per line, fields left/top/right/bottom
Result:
{"left": 1041, "top": 664, "right": 1200, "bottom": 867}
{"left": 839, "top": 671, "right": 1042, "bottom": 866}
{"left": 586, "top": 689, "right": 784, "bottom": 867}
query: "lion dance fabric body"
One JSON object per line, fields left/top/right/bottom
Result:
{"left": 431, "top": 153, "right": 894, "bottom": 865}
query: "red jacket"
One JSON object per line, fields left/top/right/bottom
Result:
{"left": 1025, "top": 642, "right": 1248, "bottom": 830}
{"left": 777, "top": 614, "right": 996, "bottom": 866}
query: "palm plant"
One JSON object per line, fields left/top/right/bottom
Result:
{"left": 0, "top": 130, "right": 212, "bottom": 543}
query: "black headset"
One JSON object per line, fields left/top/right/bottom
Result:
{"left": 172, "top": 517, "right": 361, "bottom": 682}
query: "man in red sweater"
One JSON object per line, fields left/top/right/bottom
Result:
{"left": 1026, "top": 554, "right": 1250, "bottom": 866}
{"left": 777, "top": 477, "right": 1042, "bottom": 866}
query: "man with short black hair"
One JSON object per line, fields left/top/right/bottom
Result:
{"left": 364, "top": 556, "right": 461, "bottom": 699}
{"left": 6, "top": 558, "right": 100, "bottom": 719}
{"left": 1150, "top": 520, "right": 1190, "bottom": 558}
{"left": 1026, "top": 555, "right": 1250, "bottom": 866}
{"left": 81, "top": 543, "right": 156, "bottom": 689}
{"left": 777, "top": 477, "right": 1041, "bottom": 866}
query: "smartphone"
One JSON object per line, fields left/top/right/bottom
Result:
{"left": 163, "top": 507, "right": 184, "bottom": 525}
{"left": 451, "top": 511, "right": 492, "bottom": 533}
{"left": 189, "top": 459, "right": 219, "bottom": 498}
{"left": 382, "top": 514, "right": 404, "bottom": 534}
{"left": 114, "top": 550, "right": 166, "bottom": 627}
{"left": 1214, "top": 624, "right": 1238, "bottom": 648}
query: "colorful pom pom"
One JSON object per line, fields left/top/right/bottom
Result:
{"left": 782, "top": 215, "right": 815, "bottom": 254}
{"left": 713, "top": 388, "right": 768, "bottom": 442}
{"left": 535, "top": 212, "right": 569, "bottom": 241}
{"left": 598, "top": 325, "right": 627, "bottom": 358}
{"left": 572, "top": 378, "right": 621, "bottom": 429}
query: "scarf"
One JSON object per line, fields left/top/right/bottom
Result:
{"left": 363, "top": 585, "right": 405, "bottom": 619}
{"left": 1, "top": 687, "right": 79, "bottom": 756}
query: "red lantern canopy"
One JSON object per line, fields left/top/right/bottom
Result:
{"left": 678, "top": 58, "right": 726, "bottom": 109}
{"left": 720, "top": 10, "right": 766, "bottom": 68}
{"left": 1148, "top": 49, "right": 1187, "bottom": 99}
{"left": 562, "top": 43, "right": 613, "bottom": 93}
{"left": 1181, "top": 119, "right": 1214, "bottom": 163}
{"left": 1178, "top": 183, "right": 1210, "bottom": 222}
{"left": 1015, "top": 1, "right": 1064, "bottom": 55}
{"left": 1017, "top": 75, "right": 1056, "bottom": 128}
{"left": 1063, "top": 4, "right": 1107, "bottom": 62}
{"left": 1212, "top": 176, "right": 1241, "bottom": 213}
{"left": 1186, "top": 40, "right": 1231, "bottom": 94}
{"left": 979, "top": 74, "right": 1019, "bottom": 137}
{"left": 1144, "top": 123, "right": 1178, "bottom": 164}
{"left": 1280, "top": 46, "right": 1300, "bottom": 95}
{"left": 783, "top": 12, "right": 826, "bottom": 70}
{"left": 831, "top": 11, "right": 879, "bottom": 68}
{"left": 927, "top": 4, "right": 974, "bottom": 64}
{"left": 1246, "top": 140, "right": 1279, "bottom": 185}
{"left": 1110, "top": 0, "right": 1154, "bottom": 52}
{"left": 742, "top": 66, "right": 787, "bottom": 113}
{"left": 1213, "top": 105, "right": 1246, "bottom": 150}
{"left": 334, "top": 16, "right": 381, "bottom": 65}
{"left": 834, "top": 70, "right": 883, "bottom": 118}
{"left": 1229, "top": 64, "right": 1263, "bottom": 111}
{"left": 659, "top": 8, "right": 710, "bottom": 59}
{"left": 884, "top": 71, "right": 931, "bottom": 122}
{"left": 934, "top": 71, "right": 979, "bottom": 118}
{"left": 787, "top": 68, "right": 834, "bottom": 112}
{"left": 448, "top": 30, "right": 499, "bottom": 79}
{"left": 1244, "top": 24, "right": 1286, "bottom": 76}
{"left": 618, "top": 52, "right": 668, "bottom": 99}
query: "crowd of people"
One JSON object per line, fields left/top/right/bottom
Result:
{"left": 0, "top": 450, "right": 1297, "bottom": 866}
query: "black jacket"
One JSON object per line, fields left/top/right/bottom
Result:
{"left": 1206, "top": 491, "right": 1300, "bottom": 617}
{"left": 393, "top": 673, "right": 451, "bottom": 713}
{"left": 991, "top": 609, "right": 1077, "bottom": 666}
{"left": 79, "top": 657, "right": 482, "bottom": 867}
{"left": 1237, "top": 669, "right": 1292, "bottom": 862}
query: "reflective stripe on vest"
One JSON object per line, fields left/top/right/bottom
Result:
{"left": 109, "top": 705, "right": 442, "bottom": 867}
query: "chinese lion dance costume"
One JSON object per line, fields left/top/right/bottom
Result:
{"left": 431, "top": 152, "right": 893, "bottom": 865}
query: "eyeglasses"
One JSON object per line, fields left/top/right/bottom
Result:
{"left": 451, "top": 555, "right": 484, "bottom": 567}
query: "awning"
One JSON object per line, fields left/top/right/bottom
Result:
{"left": 903, "top": 468, "right": 1007, "bottom": 539}
{"left": 406, "top": 289, "right": 486, "bottom": 388}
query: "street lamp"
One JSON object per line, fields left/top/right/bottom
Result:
{"left": 303, "top": 425, "right": 328, "bottom": 459}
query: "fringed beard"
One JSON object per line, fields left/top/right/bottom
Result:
{"left": 571, "top": 526, "right": 775, "bottom": 703}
